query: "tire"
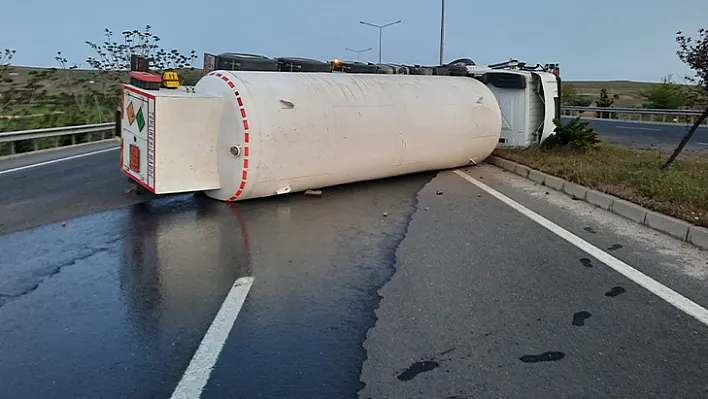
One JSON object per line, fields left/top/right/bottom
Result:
{"left": 385, "top": 64, "right": 409, "bottom": 74}
{"left": 408, "top": 66, "right": 433, "bottom": 75}
{"left": 333, "top": 61, "right": 378, "bottom": 74}
{"left": 376, "top": 65, "right": 394, "bottom": 74}
{"left": 216, "top": 53, "right": 279, "bottom": 71}
{"left": 447, "top": 63, "right": 469, "bottom": 76}
{"left": 446, "top": 58, "right": 475, "bottom": 66}
{"left": 433, "top": 66, "right": 450, "bottom": 76}
{"left": 277, "top": 57, "right": 331, "bottom": 73}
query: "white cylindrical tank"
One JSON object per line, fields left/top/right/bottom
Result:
{"left": 194, "top": 70, "right": 502, "bottom": 202}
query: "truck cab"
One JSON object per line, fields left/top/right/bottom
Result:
{"left": 466, "top": 61, "right": 561, "bottom": 148}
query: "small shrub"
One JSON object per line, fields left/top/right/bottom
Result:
{"left": 541, "top": 117, "right": 600, "bottom": 151}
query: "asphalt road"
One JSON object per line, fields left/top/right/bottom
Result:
{"left": 561, "top": 116, "right": 708, "bottom": 150}
{"left": 2, "top": 145, "right": 708, "bottom": 398}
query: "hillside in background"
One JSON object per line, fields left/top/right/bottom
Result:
{"left": 565, "top": 80, "right": 668, "bottom": 108}
{"left": 0, "top": 65, "right": 693, "bottom": 132}
{"left": 2, "top": 65, "right": 669, "bottom": 100}
{"left": 2, "top": 65, "right": 203, "bottom": 95}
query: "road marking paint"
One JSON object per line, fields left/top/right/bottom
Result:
{"left": 0, "top": 147, "right": 119, "bottom": 176}
{"left": 170, "top": 276, "right": 254, "bottom": 399}
{"left": 616, "top": 126, "right": 662, "bottom": 131}
{"left": 453, "top": 169, "right": 708, "bottom": 327}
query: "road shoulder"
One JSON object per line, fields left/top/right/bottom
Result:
{"left": 358, "top": 166, "right": 708, "bottom": 399}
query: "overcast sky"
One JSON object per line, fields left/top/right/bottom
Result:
{"left": 1, "top": 0, "right": 706, "bottom": 82}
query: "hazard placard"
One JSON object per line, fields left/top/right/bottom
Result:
{"left": 129, "top": 144, "right": 140, "bottom": 173}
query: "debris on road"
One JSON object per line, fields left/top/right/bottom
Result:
{"left": 304, "top": 189, "right": 322, "bottom": 197}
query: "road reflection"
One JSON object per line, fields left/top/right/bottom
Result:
{"left": 118, "top": 194, "right": 251, "bottom": 341}
{"left": 0, "top": 172, "right": 433, "bottom": 399}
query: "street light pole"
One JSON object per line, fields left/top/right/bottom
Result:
{"left": 359, "top": 19, "right": 402, "bottom": 63}
{"left": 439, "top": 0, "right": 445, "bottom": 65}
{"left": 345, "top": 47, "right": 373, "bottom": 61}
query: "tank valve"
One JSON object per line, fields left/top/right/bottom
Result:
{"left": 229, "top": 145, "right": 241, "bottom": 157}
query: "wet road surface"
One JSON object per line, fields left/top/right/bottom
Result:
{"left": 562, "top": 116, "right": 708, "bottom": 151}
{"left": 0, "top": 140, "right": 147, "bottom": 235}
{"left": 2, "top": 147, "right": 708, "bottom": 398}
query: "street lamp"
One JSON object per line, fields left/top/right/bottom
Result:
{"left": 359, "top": 19, "right": 402, "bottom": 63}
{"left": 345, "top": 47, "right": 373, "bottom": 61}
{"left": 439, "top": 0, "right": 445, "bottom": 65}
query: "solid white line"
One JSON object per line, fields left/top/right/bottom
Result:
{"left": 170, "top": 276, "right": 254, "bottom": 399}
{"left": 0, "top": 146, "right": 119, "bottom": 176}
{"left": 616, "top": 125, "right": 662, "bottom": 131}
{"left": 453, "top": 169, "right": 708, "bottom": 327}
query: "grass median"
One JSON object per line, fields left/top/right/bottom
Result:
{"left": 493, "top": 143, "right": 708, "bottom": 228}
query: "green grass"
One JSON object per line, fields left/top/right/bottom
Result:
{"left": 494, "top": 144, "right": 708, "bottom": 227}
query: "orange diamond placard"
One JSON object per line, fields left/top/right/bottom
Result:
{"left": 127, "top": 102, "right": 136, "bottom": 125}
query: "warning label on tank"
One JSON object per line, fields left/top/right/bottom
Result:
{"left": 122, "top": 86, "right": 156, "bottom": 190}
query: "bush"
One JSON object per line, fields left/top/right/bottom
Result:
{"left": 541, "top": 117, "right": 600, "bottom": 151}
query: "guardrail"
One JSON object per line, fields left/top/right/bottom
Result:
{"left": 1, "top": 106, "right": 706, "bottom": 157}
{"left": 561, "top": 106, "right": 707, "bottom": 125}
{"left": 0, "top": 123, "right": 117, "bottom": 156}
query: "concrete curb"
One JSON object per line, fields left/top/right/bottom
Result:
{"left": 485, "top": 155, "right": 708, "bottom": 252}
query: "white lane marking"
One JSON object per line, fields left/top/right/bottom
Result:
{"left": 453, "top": 169, "right": 708, "bottom": 327}
{"left": 616, "top": 126, "right": 662, "bottom": 131}
{"left": 0, "top": 147, "right": 119, "bottom": 176}
{"left": 170, "top": 276, "right": 254, "bottom": 399}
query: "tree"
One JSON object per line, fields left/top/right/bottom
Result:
{"left": 53, "top": 25, "right": 199, "bottom": 123}
{"left": 541, "top": 117, "right": 600, "bottom": 151}
{"left": 561, "top": 82, "right": 593, "bottom": 107}
{"left": 562, "top": 82, "right": 579, "bottom": 105}
{"left": 595, "top": 88, "right": 618, "bottom": 118}
{"left": 682, "top": 77, "right": 708, "bottom": 109}
{"left": 639, "top": 74, "right": 687, "bottom": 109}
{"left": 84, "top": 25, "right": 197, "bottom": 72}
{"left": 0, "top": 48, "right": 17, "bottom": 115}
{"left": 663, "top": 28, "right": 708, "bottom": 170}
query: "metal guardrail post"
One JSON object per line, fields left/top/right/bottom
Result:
{"left": 560, "top": 106, "right": 705, "bottom": 126}
{"left": 1, "top": 106, "right": 706, "bottom": 157}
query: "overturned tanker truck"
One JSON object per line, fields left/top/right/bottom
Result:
{"left": 118, "top": 53, "right": 560, "bottom": 202}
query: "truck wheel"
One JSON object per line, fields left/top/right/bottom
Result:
{"left": 375, "top": 65, "right": 394, "bottom": 74}
{"left": 447, "top": 58, "right": 475, "bottom": 66}
{"left": 409, "top": 66, "right": 433, "bottom": 75}
{"left": 385, "top": 64, "right": 409, "bottom": 74}
{"left": 447, "top": 63, "right": 469, "bottom": 76}
{"left": 217, "top": 53, "right": 279, "bottom": 71}
{"left": 433, "top": 66, "right": 450, "bottom": 76}
{"left": 277, "top": 57, "right": 332, "bottom": 73}
{"left": 338, "top": 62, "right": 379, "bottom": 74}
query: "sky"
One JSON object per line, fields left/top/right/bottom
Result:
{"left": 1, "top": 0, "right": 706, "bottom": 82}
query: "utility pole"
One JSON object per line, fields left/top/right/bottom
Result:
{"left": 359, "top": 19, "right": 402, "bottom": 63}
{"left": 439, "top": 0, "right": 446, "bottom": 65}
{"left": 345, "top": 47, "right": 373, "bottom": 61}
